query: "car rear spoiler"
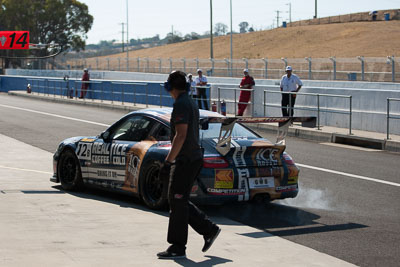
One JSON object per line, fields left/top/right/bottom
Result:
{"left": 200, "top": 116, "right": 317, "bottom": 156}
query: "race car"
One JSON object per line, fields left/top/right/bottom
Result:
{"left": 51, "top": 108, "right": 315, "bottom": 209}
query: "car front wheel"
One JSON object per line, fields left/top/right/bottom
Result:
{"left": 140, "top": 161, "right": 167, "bottom": 210}
{"left": 58, "top": 149, "right": 84, "bottom": 191}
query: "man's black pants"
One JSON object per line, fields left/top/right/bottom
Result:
{"left": 197, "top": 88, "right": 209, "bottom": 110}
{"left": 281, "top": 93, "right": 296, "bottom": 117}
{"left": 167, "top": 157, "right": 216, "bottom": 253}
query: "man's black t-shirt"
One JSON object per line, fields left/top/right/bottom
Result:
{"left": 170, "top": 92, "right": 202, "bottom": 161}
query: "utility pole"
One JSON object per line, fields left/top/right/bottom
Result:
{"left": 230, "top": 0, "right": 233, "bottom": 75}
{"left": 119, "top": 22, "right": 125, "bottom": 52}
{"left": 286, "top": 3, "right": 292, "bottom": 24}
{"left": 314, "top": 0, "right": 317, "bottom": 18}
{"left": 210, "top": 0, "right": 214, "bottom": 59}
{"left": 126, "top": 0, "right": 129, "bottom": 71}
{"left": 276, "top": 10, "right": 282, "bottom": 28}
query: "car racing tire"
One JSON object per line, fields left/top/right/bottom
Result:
{"left": 58, "top": 149, "right": 84, "bottom": 191}
{"left": 140, "top": 161, "right": 167, "bottom": 210}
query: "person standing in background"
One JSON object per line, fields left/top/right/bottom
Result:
{"left": 195, "top": 69, "right": 209, "bottom": 110}
{"left": 79, "top": 68, "right": 90, "bottom": 99}
{"left": 188, "top": 73, "right": 197, "bottom": 99}
{"left": 237, "top": 69, "right": 255, "bottom": 116}
{"left": 280, "top": 66, "right": 302, "bottom": 117}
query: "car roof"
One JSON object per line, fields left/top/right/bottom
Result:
{"left": 129, "top": 108, "right": 224, "bottom": 123}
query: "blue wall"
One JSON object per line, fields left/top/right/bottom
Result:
{"left": 0, "top": 75, "right": 176, "bottom": 107}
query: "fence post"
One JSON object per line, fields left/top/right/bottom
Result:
{"left": 224, "top": 58, "right": 230, "bottom": 76}
{"left": 349, "top": 95, "right": 352, "bottom": 135}
{"left": 210, "top": 58, "right": 215, "bottom": 76}
{"left": 182, "top": 58, "right": 186, "bottom": 73}
{"left": 262, "top": 58, "right": 268, "bottom": 79}
{"left": 263, "top": 90, "right": 266, "bottom": 116}
{"left": 217, "top": 87, "right": 221, "bottom": 113}
{"left": 196, "top": 57, "right": 199, "bottom": 71}
{"left": 146, "top": 57, "right": 150, "bottom": 72}
{"left": 118, "top": 58, "right": 121, "bottom": 71}
{"left": 357, "top": 56, "right": 365, "bottom": 81}
{"left": 137, "top": 57, "right": 140, "bottom": 72}
{"left": 317, "top": 94, "right": 320, "bottom": 130}
{"left": 160, "top": 84, "right": 163, "bottom": 108}
{"left": 305, "top": 57, "right": 312, "bottom": 79}
{"left": 158, "top": 58, "right": 162, "bottom": 73}
{"left": 281, "top": 57, "right": 288, "bottom": 68}
{"left": 96, "top": 58, "right": 99, "bottom": 70}
{"left": 242, "top": 58, "right": 248, "bottom": 70}
{"left": 107, "top": 58, "right": 110, "bottom": 71}
{"left": 388, "top": 55, "right": 395, "bottom": 82}
{"left": 169, "top": 57, "right": 173, "bottom": 72}
{"left": 329, "top": 57, "right": 336, "bottom": 80}
{"left": 387, "top": 98, "right": 390, "bottom": 139}
{"left": 126, "top": 57, "right": 129, "bottom": 72}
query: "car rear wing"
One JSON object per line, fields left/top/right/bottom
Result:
{"left": 200, "top": 116, "right": 317, "bottom": 156}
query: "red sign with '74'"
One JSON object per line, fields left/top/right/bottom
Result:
{"left": 0, "top": 31, "right": 30, "bottom": 49}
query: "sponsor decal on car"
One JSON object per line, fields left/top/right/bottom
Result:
{"left": 276, "top": 185, "right": 298, "bottom": 192}
{"left": 237, "top": 168, "right": 250, "bottom": 201}
{"left": 214, "top": 169, "right": 234, "bottom": 189}
{"left": 248, "top": 177, "right": 275, "bottom": 189}
{"left": 207, "top": 188, "right": 246, "bottom": 195}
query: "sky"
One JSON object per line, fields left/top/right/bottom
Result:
{"left": 79, "top": 0, "right": 399, "bottom": 45}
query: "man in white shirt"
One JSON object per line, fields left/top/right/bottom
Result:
{"left": 188, "top": 73, "right": 197, "bottom": 98}
{"left": 195, "top": 69, "right": 208, "bottom": 110}
{"left": 280, "top": 66, "right": 302, "bottom": 117}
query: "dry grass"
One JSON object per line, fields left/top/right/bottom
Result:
{"left": 95, "top": 20, "right": 400, "bottom": 60}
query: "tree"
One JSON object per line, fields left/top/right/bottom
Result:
{"left": 214, "top": 22, "right": 228, "bottom": 36}
{"left": 239, "top": 21, "right": 249, "bottom": 33}
{"left": 0, "top": 0, "right": 93, "bottom": 53}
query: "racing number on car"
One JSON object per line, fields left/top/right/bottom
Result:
{"left": 76, "top": 143, "right": 92, "bottom": 160}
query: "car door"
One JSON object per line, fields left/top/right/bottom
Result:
{"left": 86, "top": 115, "right": 157, "bottom": 190}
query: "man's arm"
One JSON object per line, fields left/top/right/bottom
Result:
{"left": 165, "top": 123, "right": 188, "bottom": 163}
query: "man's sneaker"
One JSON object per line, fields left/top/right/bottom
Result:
{"left": 157, "top": 250, "right": 186, "bottom": 259}
{"left": 202, "top": 227, "right": 221, "bottom": 252}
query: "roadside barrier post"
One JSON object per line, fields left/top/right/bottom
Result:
{"left": 317, "top": 94, "right": 320, "bottom": 130}
{"left": 224, "top": 58, "right": 230, "bottom": 76}
{"left": 182, "top": 58, "right": 186, "bottom": 73}
{"left": 357, "top": 56, "right": 365, "bottom": 81}
{"left": 387, "top": 56, "right": 395, "bottom": 82}
{"left": 118, "top": 58, "right": 121, "bottom": 71}
{"left": 107, "top": 58, "right": 110, "bottom": 71}
{"left": 262, "top": 58, "right": 268, "bottom": 79}
{"left": 158, "top": 58, "right": 162, "bottom": 73}
{"left": 349, "top": 95, "right": 352, "bottom": 135}
{"left": 137, "top": 57, "right": 140, "bottom": 72}
{"left": 329, "top": 57, "right": 336, "bottom": 80}
{"left": 169, "top": 58, "right": 172, "bottom": 73}
{"left": 387, "top": 98, "right": 390, "bottom": 139}
{"left": 305, "top": 57, "right": 312, "bottom": 80}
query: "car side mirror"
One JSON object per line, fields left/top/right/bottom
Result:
{"left": 101, "top": 131, "right": 110, "bottom": 140}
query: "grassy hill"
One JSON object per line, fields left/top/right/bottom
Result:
{"left": 97, "top": 20, "right": 400, "bottom": 60}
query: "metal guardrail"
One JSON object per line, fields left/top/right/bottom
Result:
{"left": 217, "top": 87, "right": 254, "bottom": 117}
{"left": 264, "top": 90, "right": 353, "bottom": 135}
{"left": 387, "top": 98, "right": 400, "bottom": 139}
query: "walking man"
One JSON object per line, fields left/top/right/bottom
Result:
{"left": 195, "top": 69, "right": 209, "bottom": 110}
{"left": 157, "top": 70, "right": 220, "bottom": 259}
{"left": 237, "top": 69, "right": 255, "bottom": 116}
{"left": 280, "top": 66, "right": 302, "bottom": 117}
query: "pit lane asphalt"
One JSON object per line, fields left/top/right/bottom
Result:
{"left": 0, "top": 93, "right": 399, "bottom": 266}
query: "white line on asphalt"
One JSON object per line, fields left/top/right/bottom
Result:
{"left": 0, "top": 104, "right": 110, "bottom": 127}
{"left": 0, "top": 165, "right": 52, "bottom": 175}
{"left": 297, "top": 163, "right": 400, "bottom": 187}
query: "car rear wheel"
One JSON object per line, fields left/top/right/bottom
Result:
{"left": 140, "top": 161, "right": 167, "bottom": 210}
{"left": 58, "top": 149, "right": 84, "bottom": 191}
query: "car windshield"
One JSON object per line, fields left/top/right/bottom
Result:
{"left": 200, "top": 123, "right": 259, "bottom": 139}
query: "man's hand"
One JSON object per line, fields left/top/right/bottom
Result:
{"left": 159, "top": 161, "right": 173, "bottom": 179}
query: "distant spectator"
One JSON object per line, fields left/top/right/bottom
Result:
{"left": 280, "top": 66, "right": 302, "bottom": 117}
{"left": 237, "top": 69, "right": 255, "bottom": 116}
{"left": 80, "top": 68, "right": 90, "bottom": 99}
{"left": 195, "top": 69, "right": 209, "bottom": 110}
{"left": 187, "top": 73, "right": 197, "bottom": 99}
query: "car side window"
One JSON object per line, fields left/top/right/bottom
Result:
{"left": 112, "top": 116, "right": 154, "bottom": 142}
{"left": 154, "top": 123, "right": 171, "bottom": 141}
